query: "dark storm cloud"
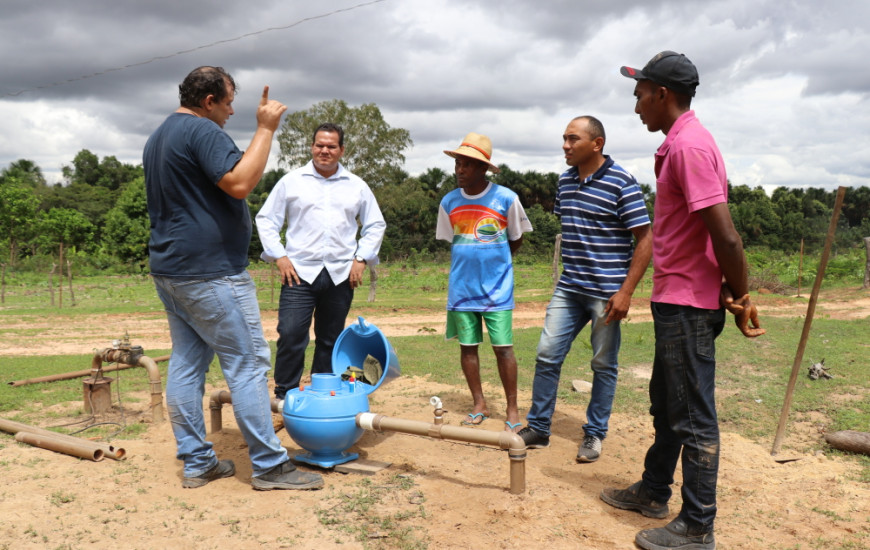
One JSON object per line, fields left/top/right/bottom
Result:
{"left": 1, "top": 0, "right": 868, "bottom": 190}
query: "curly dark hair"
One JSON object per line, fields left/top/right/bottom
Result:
{"left": 178, "top": 66, "right": 236, "bottom": 109}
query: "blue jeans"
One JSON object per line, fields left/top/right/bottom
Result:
{"left": 526, "top": 287, "right": 621, "bottom": 439}
{"left": 153, "top": 272, "right": 288, "bottom": 478}
{"left": 274, "top": 268, "right": 353, "bottom": 398}
{"left": 641, "top": 301, "right": 725, "bottom": 533}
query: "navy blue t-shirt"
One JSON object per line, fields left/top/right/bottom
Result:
{"left": 144, "top": 113, "right": 248, "bottom": 278}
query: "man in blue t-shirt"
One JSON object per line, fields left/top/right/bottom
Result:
{"left": 144, "top": 66, "right": 322, "bottom": 491}
{"left": 518, "top": 116, "right": 652, "bottom": 462}
{"left": 436, "top": 132, "right": 532, "bottom": 432}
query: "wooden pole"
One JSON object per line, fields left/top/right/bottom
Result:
{"left": 58, "top": 243, "right": 64, "bottom": 309}
{"left": 367, "top": 265, "right": 378, "bottom": 302}
{"left": 270, "top": 262, "right": 276, "bottom": 304}
{"left": 49, "top": 263, "right": 56, "bottom": 306}
{"left": 797, "top": 238, "right": 804, "bottom": 297}
{"left": 863, "top": 236, "right": 870, "bottom": 289}
{"left": 772, "top": 186, "right": 846, "bottom": 455}
{"left": 66, "top": 258, "right": 76, "bottom": 306}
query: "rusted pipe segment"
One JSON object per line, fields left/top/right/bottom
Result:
{"left": 9, "top": 363, "right": 138, "bottom": 387}
{"left": 208, "top": 391, "right": 282, "bottom": 433}
{"left": 7, "top": 351, "right": 167, "bottom": 422}
{"left": 0, "top": 417, "right": 125, "bottom": 459}
{"left": 15, "top": 431, "right": 104, "bottom": 461}
{"left": 357, "top": 412, "right": 526, "bottom": 494}
{"left": 136, "top": 355, "right": 164, "bottom": 423}
{"left": 93, "top": 348, "right": 165, "bottom": 423}
{"left": 208, "top": 389, "right": 232, "bottom": 433}
{"left": 7, "top": 352, "right": 170, "bottom": 387}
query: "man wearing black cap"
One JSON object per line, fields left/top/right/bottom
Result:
{"left": 599, "top": 51, "right": 764, "bottom": 550}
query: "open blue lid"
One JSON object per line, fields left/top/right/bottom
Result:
{"left": 331, "top": 316, "right": 400, "bottom": 395}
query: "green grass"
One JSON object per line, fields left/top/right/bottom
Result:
{"left": 1, "top": 260, "right": 868, "bottom": 481}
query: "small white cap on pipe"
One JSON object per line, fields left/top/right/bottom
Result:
{"left": 429, "top": 396, "right": 442, "bottom": 409}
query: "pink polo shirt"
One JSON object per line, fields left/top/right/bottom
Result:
{"left": 651, "top": 110, "right": 727, "bottom": 310}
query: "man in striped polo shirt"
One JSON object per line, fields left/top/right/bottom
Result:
{"left": 518, "top": 116, "right": 652, "bottom": 462}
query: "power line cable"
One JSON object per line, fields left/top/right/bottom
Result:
{"left": 2, "top": 0, "right": 386, "bottom": 98}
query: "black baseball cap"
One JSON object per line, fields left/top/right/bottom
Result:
{"left": 620, "top": 50, "right": 699, "bottom": 97}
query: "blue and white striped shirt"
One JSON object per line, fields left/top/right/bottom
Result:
{"left": 555, "top": 156, "right": 650, "bottom": 300}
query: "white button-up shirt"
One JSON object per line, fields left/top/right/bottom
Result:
{"left": 255, "top": 161, "right": 386, "bottom": 285}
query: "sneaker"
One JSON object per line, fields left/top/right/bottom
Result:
{"left": 600, "top": 481, "right": 670, "bottom": 519}
{"left": 182, "top": 459, "right": 235, "bottom": 488}
{"left": 635, "top": 518, "right": 715, "bottom": 550}
{"left": 517, "top": 426, "right": 550, "bottom": 449}
{"left": 251, "top": 460, "right": 324, "bottom": 491}
{"left": 576, "top": 434, "right": 602, "bottom": 463}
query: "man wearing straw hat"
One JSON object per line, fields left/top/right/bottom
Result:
{"left": 436, "top": 132, "right": 532, "bottom": 433}
{"left": 600, "top": 50, "right": 764, "bottom": 550}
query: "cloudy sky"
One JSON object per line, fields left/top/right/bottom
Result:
{"left": 2, "top": 0, "right": 868, "bottom": 192}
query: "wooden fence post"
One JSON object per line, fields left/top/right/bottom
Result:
{"left": 57, "top": 243, "right": 64, "bottom": 308}
{"left": 66, "top": 259, "right": 76, "bottom": 306}
{"left": 863, "top": 236, "right": 870, "bottom": 289}
{"left": 270, "top": 262, "right": 276, "bottom": 303}
{"left": 797, "top": 238, "right": 804, "bottom": 297}
{"left": 367, "top": 265, "right": 378, "bottom": 302}
{"left": 49, "top": 263, "right": 56, "bottom": 306}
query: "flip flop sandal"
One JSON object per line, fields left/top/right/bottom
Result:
{"left": 461, "top": 413, "right": 488, "bottom": 426}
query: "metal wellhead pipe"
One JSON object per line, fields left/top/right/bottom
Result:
{"left": 91, "top": 346, "right": 165, "bottom": 423}
{"left": 356, "top": 411, "right": 527, "bottom": 495}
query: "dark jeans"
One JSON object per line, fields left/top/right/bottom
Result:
{"left": 641, "top": 301, "right": 725, "bottom": 534}
{"left": 274, "top": 268, "right": 353, "bottom": 399}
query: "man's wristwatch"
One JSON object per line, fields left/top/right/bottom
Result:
{"left": 354, "top": 255, "right": 366, "bottom": 264}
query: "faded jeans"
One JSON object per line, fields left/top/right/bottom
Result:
{"left": 526, "top": 287, "right": 621, "bottom": 439}
{"left": 641, "top": 301, "right": 725, "bottom": 533}
{"left": 153, "top": 272, "right": 288, "bottom": 478}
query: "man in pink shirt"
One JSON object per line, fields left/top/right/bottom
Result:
{"left": 600, "top": 51, "right": 764, "bottom": 550}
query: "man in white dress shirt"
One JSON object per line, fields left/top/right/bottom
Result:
{"left": 256, "top": 123, "right": 386, "bottom": 399}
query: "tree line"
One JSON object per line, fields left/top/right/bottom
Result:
{"left": 2, "top": 100, "right": 869, "bottom": 274}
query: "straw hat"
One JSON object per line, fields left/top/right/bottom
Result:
{"left": 444, "top": 132, "right": 500, "bottom": 173}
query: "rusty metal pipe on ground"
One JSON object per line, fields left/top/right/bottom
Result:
{"left": 0, "top": 417, "right": 126, "bottom": 460}
{"left": 15, "top": 431, "right": 104, "bottom": 461}
{"left": 356, "top": 412, "right": 527, "bottom": 495}
{"left": 208, "top": 389, "right": 281, "bottom": 433}
{"left": 7, "top": 355, "right": 170, "bottom": 387}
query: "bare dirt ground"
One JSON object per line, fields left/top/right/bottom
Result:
{"left": 1, "top": 289, "right": 869, "bottom": 549}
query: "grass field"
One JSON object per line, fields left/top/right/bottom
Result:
{"left": 1, "top": 260, "right": 868, "bottom": 481}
